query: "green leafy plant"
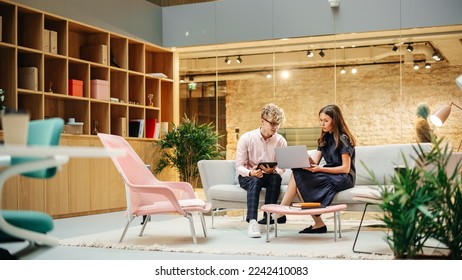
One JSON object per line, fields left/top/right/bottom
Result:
{"left": 421, "top": 141, "right": 462, "bottom": 259}
{"left": 378, "top": 150, "right": 435, "bottom": 259}
{"left": 368, "top": 138, "right": 462, "bottom": 259}
{"left": 155, "top": 115, "right": 224, "bottom": 187}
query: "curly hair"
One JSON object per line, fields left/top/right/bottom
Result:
{"left": 260, "top": 103, "right": 286, "bottom": 126}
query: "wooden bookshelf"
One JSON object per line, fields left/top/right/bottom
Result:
{"left": 0, "top": 0, "right": 176, "bottom": 217}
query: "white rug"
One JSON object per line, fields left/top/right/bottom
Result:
{"left": 60, "top": 214, "right": 394, "bottom": 259}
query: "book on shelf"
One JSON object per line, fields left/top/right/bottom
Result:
{"left": 153, "top": 122, "right": 161, "bottom": 139}
{"left": 147, "top": 73, "right": 168, "bottom": 78}
{"left": 289, "top": 202, "right": 325, "bottom": 209}
{"left": 146, "top": 118, "right": 157, "bottom": 138}
{"left": 129, "top": 119, "right": 144, "bottom": 138}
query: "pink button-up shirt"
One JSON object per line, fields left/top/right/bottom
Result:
{"left": 236, "top": 128, "right": 287, "bottom": 177}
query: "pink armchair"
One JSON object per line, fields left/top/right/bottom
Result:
{"left": 98, "top": 133, "right": 211, "bottom": 244}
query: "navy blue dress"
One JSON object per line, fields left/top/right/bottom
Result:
{"left": 293, "top": 133, "right": 355, "bottom": 206}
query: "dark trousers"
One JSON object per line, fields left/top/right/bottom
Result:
{"left": 238, "top": 173, "right": 282, "bottom": 222}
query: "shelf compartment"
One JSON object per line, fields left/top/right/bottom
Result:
{"left": 17, "top": 7, "right": 43, "bottom": 51}
{"left": 44, "top": 55, "right": 67, "bottom": 95}
{"left": 110, "top": 35, "right": 127, "bottom": 69}
{"left": 44, "top": 95, "right": 90, "bottom": 134}
{"left": 68, "top": 22, "right": 109, "bottom": 64}
{"left": 128, "top": 106, "right": 145, "bottom": 138}
{"left": 90, "top": 64, "right": 109, "bottom": 81}
{"left": 145, "top": 107, "right": 160, "bottom": 124}
{"left": 161, "top": 79, "right": 173, "bottom": 123}
{"left": 145, "top": 108, "right": 160, "bottom": 139}
{"left": 18, "top": 92, "right": 43, "bottom": 120}
{"left": 128, "top": 40, "right": 144, "bottom": 73}
{"left": 110, "top": 69, "right": 127, "bottom": 103}
{"left": 90, "top": 101, "right": 109, "bottom": 134}
{"left": 68, "top": 61, "right": 90, "bottom": 97}
{"left": 44, "top": 14, "right": 67, "bottom": 56}
{"left": 145, "top": 45, "right": 173, "bottom": 79}
{"left": 110, "top": 104, "right": 128, "bottom": 137}
{"left": 17, "top": 50, "right": 42, "bottom": 92}
{"left": 0, "top": 46, "right": 16, "bottom": 110}
{"left": 0, "top": 1, "right": 16, "bottom": 45}
{"left": 128, "top": 73, "right": 144, "bottom": 105}
{"left": 145, "top": 77, "right": 160, "bottom": 108}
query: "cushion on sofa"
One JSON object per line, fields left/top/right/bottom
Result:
{"left": 355, "top": 144, "right": 428, "bottom": 185}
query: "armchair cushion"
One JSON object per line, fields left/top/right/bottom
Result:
{"left": 0, "top": 211, "right": 54, "bottom": 242}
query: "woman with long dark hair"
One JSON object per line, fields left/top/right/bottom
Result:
{"left": 279, "top": 104, "right": 356, "bottom": 234}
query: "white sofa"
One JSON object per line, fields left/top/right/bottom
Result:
{"left": 198, "top": 143, "right": 432, "bottom": 223}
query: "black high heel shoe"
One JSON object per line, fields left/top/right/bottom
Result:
{"left": 299, "top": 225, "right": 327, "bottom": 234}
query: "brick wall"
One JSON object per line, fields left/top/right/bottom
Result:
{"left": 225, "top": 63, "right": 462, "bottom": 159}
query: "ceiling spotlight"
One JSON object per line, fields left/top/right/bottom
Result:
{"left": 340, "top": 67, "right": 346, "bottom": 74}
{"left": 432, "top": 52, "right": 441, "bottom": 61}
{"left": 281, "top": 70, "right": 290, "bottom": 79}
{"left": 319, "top": 50, "right": 325, "bottom": 57}
{"left": 266, "top": 73, "right": 272, "bottom": 79}
{"left": 236, "top": 56, "right": 242, "bottom": 64}
{"left": 406, "top": 44, "right": 414, "bottom": 52}
{"left": 306, "top": 50, "right": 314, "bottom": 58}
{"left": 425, "top": 63, "right": 431, "bottom": 69}
{"left": 392, "top": 45, "right": 399, "bottom": 52}
{"left": 224, "top": 57, "right": 231, "bottom": 64}
{"left": 413, "top": 62, "right": 419, "bottom": 70}
{"left": 351, "top": 67, "right": 357, "bottom": 74}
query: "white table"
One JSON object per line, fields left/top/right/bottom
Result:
{"left": 0, "top": 145, "right": 126, "bottom": 158}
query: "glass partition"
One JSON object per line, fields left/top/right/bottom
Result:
{"left": 178, "top": 18, "right": 462, "bottom": 158}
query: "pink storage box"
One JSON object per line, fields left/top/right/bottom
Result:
{"left": 91, "top": 79, "right": 109, "bottom": 100}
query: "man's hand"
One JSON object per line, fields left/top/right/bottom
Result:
{"left": 250, "top": 167, "right": 264, "bottom": 178}
{"left": 258, "top": 164, "right": 276, "bottom": 175}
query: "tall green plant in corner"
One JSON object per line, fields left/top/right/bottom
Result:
{"left": 378, "top": 151, "right": 435, "bottom": 259}
{"left": 422, "top": 140, "right": 462, "bottom": 259}
{"left": 155, "top": 115, "right": 223, "bottom": 187}
{"left": 370, "top": 138, "right": 462, "bottom": 259}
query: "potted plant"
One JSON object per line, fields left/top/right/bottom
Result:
{"left": 154, "top": 115, "right": 224, "bottom": 188}
{"left": 422, "top": 141, "right": 462, "bottom": 259}
{"left": 368, "top": 138, "right": 462, "bottom": 259}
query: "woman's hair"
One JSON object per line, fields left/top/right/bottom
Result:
{"left": 260, "top": 103, "right": 286, "bottom": 126}
{"left": 318, "top": 104, "right": 356, "bottom": 148}
{"left": 416, "top": 103, "right": 430, "bottom": 119}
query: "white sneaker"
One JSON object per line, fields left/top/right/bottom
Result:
{"left": 247, "top": 219, "right": 261, "bottom": 238}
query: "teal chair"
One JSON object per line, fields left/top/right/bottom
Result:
{"left": 0, "top": 118, "right": 66, "bottom": 258}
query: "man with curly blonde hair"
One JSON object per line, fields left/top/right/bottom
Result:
{"left": 236, "top": 103, "right": 287, "bottom": 238}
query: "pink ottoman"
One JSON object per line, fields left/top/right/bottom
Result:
{"left": 260, "top": 204, "right": 347, "bottom": 242}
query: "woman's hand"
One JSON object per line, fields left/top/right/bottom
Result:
{"left": 304, "top": 164, "right": 321, "bottom": 172}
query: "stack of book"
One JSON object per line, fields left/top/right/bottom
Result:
{"left": 289, "top": 202, "right": 325, "bottom": 209}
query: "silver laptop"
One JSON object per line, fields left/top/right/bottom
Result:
{"left": 275, "top": 145, "right": 312, "bottom": 169}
